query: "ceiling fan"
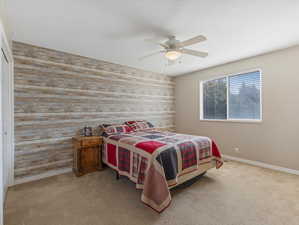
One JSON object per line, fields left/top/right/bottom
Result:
{"left": 139, "top": 35, "right": 208, "bottom": 62}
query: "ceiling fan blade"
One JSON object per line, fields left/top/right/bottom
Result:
{"left": 138, "top": 50, "right": 164, "bottom": 61}
{"left": 144, "top": 39, "right": 168, "bottom": 49}
{"left": 179, "top": 35, "right": 207, "bottom": 47}
{"left": 181, "top": 48, "right": 208, "bottom": 57}
{"left": 167, "top": 59, "right": 176, "bottom": 66}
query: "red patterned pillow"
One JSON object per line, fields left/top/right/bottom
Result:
{"left": 124, "top": 120, "right": 154, "bottom": 131}
{"left": 124, "top": 120, "right": 144, "bottom": 125}
{"left": 102, "top": 124, "right": 133, "bottom": 136}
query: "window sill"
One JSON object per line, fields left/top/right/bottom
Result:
{"left": 199, "top": 119, "right": 262, "bottom": 124}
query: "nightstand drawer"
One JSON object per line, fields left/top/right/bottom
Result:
{"left": 81, "top": 138, "right": 101, "bottom": 147}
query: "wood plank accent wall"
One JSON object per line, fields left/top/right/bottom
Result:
{"left": 13, "top": 41, "right": 175, "bottom": 184}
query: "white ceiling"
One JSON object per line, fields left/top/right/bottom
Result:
{"left": 6, "top": 0, "right": 299, "bottom": 76}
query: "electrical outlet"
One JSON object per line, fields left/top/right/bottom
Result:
{"left": 234, "top": 147, "right": 240, "bottom": 153}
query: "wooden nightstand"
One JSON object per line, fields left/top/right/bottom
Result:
{"left": 72, "top": 136, "right": 103, "bottom": 177}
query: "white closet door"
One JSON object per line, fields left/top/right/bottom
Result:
{"left": 0, "top": 42, "right": 3, "bottom": 225}
{"left": 1, "top": 49, "right": 9, "bottom": 195}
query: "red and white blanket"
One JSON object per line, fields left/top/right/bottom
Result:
{"left": 102, "top": 129, "right": 223, "bottom": 212}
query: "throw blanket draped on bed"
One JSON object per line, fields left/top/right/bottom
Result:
{"left": 102, "top": 130, "right": 223, "bottom": 212}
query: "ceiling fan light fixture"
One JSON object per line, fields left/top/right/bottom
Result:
{"left": 140, "top": 34, "right": 208, "bottom": 62}
{"left": 165, "top": 50, "right": 182, "bottom": 61}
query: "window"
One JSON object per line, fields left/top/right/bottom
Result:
{"left": 202, "top": 77, "right": 227, "bottom": 120}
{"left": 200, "top": 70, "right": 262, "bottom": 122}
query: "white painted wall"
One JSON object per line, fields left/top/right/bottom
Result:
{"left": 175, "top": 45, "right": 299, "bottom": 171}
{"left": 0, "top": 0, "right": 11, "bottom": 46}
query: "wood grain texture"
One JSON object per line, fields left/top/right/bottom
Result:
{"left": 72, "top": 136, "right": 103, "bottom": 176}
{"left": 13, "top": 41, "right": 175, "bottom": 183}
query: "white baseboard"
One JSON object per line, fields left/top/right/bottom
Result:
{"left": 223, "top": 154, "right": 299, "bottom": 176}
{"left": 13, "top": 168, "right": 72, "bottom": 185}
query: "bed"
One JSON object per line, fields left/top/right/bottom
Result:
{"left": 101, "top": 123, "right": 223, "bottom": 212}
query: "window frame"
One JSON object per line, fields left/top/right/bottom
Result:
{"left": 199, "top": 69, "right": 263, "bottom": 123}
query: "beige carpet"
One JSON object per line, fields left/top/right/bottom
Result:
{"left": 5, "top": 161, "right": 299, "bottom": 225}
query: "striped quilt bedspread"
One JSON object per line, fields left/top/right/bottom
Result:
{"left": 102, "top": 129, "right": 223, "bottom": 212}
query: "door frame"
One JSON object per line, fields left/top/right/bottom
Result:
{"left": 0, "top": 22, "right": 14, "bottom": 188}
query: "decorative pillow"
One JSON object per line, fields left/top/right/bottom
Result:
{"left": 98, "top": 123, "right": 113, "bottom": 135}
{"left": 124, "top": 120, "right": 144, "bottom": 125}
{"left": 99, "top": 124, "right": 133, "bottom": 137}
{"left": 124, "top": 120, "right": 154, "bottom": 131}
